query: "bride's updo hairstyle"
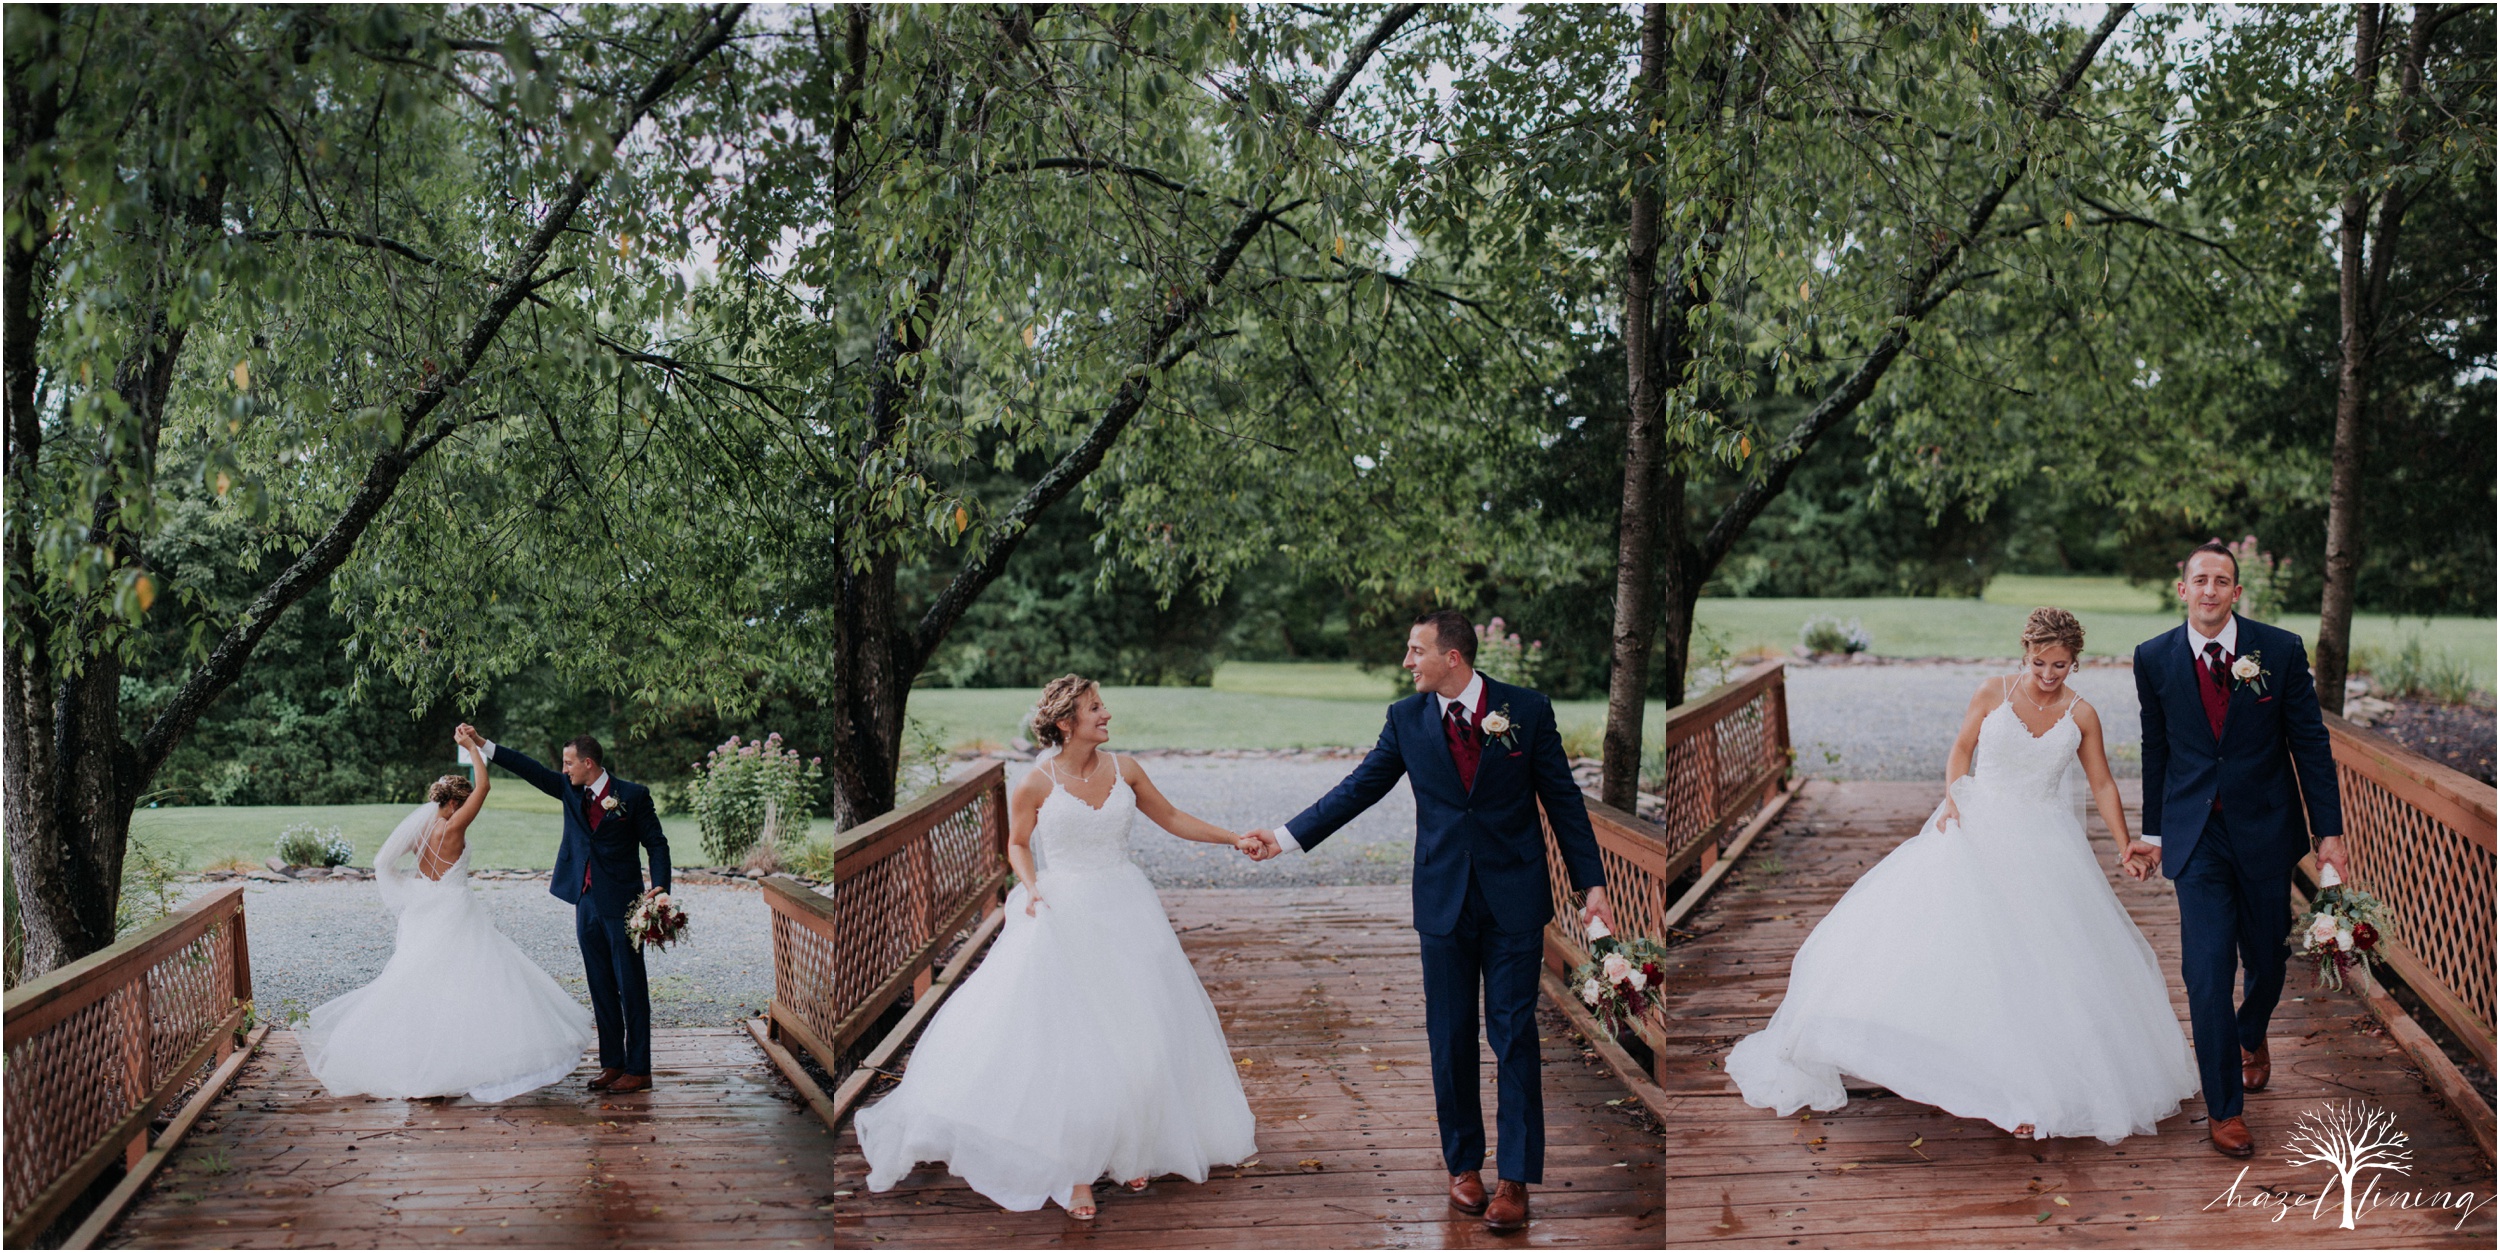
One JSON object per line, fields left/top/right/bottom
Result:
{"left": 1027, "top": 674, "right": 1101, "bottom": 750}
{"left": 429, "top": 774, "right": 474, "bottom": 807}
{"left": 2020, "top": 607, "right": 2086, "bottom": 660}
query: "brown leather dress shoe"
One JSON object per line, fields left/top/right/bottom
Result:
{"left": 2242, "top": 1044, "right": 2271, "bottom": 1093}
{"left": 1447, "top": 1170, "right": 1487, "bottom": 1215}
{"left": 587, "top": 1068, "right": 623, "bottom": 1090}
{"left": 604, "top": 1073, "right": 652, "bottom": 1093}
{"left": 2209, "top": 1115, "right": 2255, "bottom": 1158}
{"left": 1484, "top": 1179, "right": 1530, "bottom": 1233}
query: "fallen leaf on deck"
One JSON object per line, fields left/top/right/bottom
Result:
{"left": 1908, "top": 1136, "right": 1923, "bottom": 1148}
{"left": 2036, "top": 1212, "right": 2053, "bottom": 1224}
{"left": 1298, "top": 1159, "right": 1323, "bottom": 1171}
{"left": 1836, "top": 1162, "right": 1859, "bottom": 1171}
{"left": 2053, "top": 1196, "right": 2070, "bottom": 1206}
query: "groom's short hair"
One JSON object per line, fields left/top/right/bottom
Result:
{"left": 2187, "top": 539, "right": 2239, "bottom": 583}
{"left": 1414, "top": 609, "right": 1477, "bottom": 666}
{"left": 564, "top": 735, "right": 606, "bottom": 767}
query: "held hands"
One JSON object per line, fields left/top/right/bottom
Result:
{"left": 2117, "top": 839, "right": 2160, "bottom": 881}
{"left": 1234, "top": 829, "right": 1282, "bottom": 861}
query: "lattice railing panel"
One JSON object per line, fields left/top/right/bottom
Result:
{"left": 3, "top": 987, "right": 142, "bottom": 1227}
{"left": 784, "top": 764, "right": 1010, "bottom": 1069}
{"left": 2332, "top": 745, "right": 2495, "bottom": 1065}
{"left": 1544, "top": 662, "right": 1791, "bottom": 976}
{"left": 4, "top": 887, "right": 249, "bottom": 1240}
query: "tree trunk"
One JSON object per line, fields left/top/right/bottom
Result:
{"left": 2318, "top": 4, "right": 2437, "bottom": 714}
{"left": 1601, "top": 5, "right": 1672, "bottom": 813}
{"left": 819, "top": 554, "right": 909, "bottom": 831}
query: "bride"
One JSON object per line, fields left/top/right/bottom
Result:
{"left": 299, "top": 730, "right": 594, "bottom": 1102}
{"left": 1725, "top": 608, "right": 2199, "bottom": 1143}
{"left": 857, "top": 674, "right": 1257, "bottom": 1220}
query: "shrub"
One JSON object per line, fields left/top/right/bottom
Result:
{"left": 688, "top": 733, "right": 823, "bottom": 865}
{"left": 274, "top": 824, "right": 353, "bottom": 868}
{"left": 1799, "top": 615, "right": 1872, "bottom": 656}
{"left": 2355, "top": 636, "right": 2481, "bottom": 705}
{"left": 1474, "top": 617, "right": 1547, "bottom": 689}
{"left": 2227, "top": 535, "right": 2290, "bottom": 622}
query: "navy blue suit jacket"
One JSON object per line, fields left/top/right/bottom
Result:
{"left": 1285, "top": 678, "right": 1607, "bottom": 936}
{"left": 2133, "top": 615, "right": 2342, "bottom": 879}
{"left": 492, "top": 745, "right": 672, "bottom": 919}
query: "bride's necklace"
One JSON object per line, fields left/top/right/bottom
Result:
{"left": 1059, "top": 748, "right": 1106, "bottom": 787}
{"left": 2016, "top": 681, "right": 2068, "bottom": 716}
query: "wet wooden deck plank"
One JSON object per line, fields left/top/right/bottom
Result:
{"left": 832, "top": 885, "right": 1666, "bottom": 1249}
{"left": 104, "top": 1029, "right": 839, "bottom": 1249}
{"left": 1659, "top": 781, "right": 2495, "bottom": 1248}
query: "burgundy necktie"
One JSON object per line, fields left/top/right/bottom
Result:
{"left": 1445, "top": 701, "right": 1482, "bottom": 792}
{"left": 2199, "top": 641, "right": 2232, "bottom": 740}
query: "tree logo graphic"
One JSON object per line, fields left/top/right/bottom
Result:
{"left": 2284, "top": 1099, "right": 2414, "bottom": 1229}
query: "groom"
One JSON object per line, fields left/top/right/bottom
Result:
{"left": 2128, "top": 541, "right": 2343, "bottom": 1158}
{"left": 1239, "top": 610, "right": 1611, "bottom": 1233}
{"left": 458, "top": 724, "right": 673, "bottom": 1093}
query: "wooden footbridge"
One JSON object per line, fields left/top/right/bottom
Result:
{"left": 9, "top": 663, "right": 2491, "bottom": 1249}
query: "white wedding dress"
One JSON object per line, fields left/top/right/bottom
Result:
{"left": 299, "top": 805, "right": 595, "bottom": 1102}
{"left": 856, "top": 756, "right": 1256, "bottom": 1211}
{"left": 1724, "top": 691, "right": 2200, "bottom": 1143}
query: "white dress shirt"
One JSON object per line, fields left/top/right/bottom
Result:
{"left": 1273, "top": 673, "right": 1484, "bottom": 854}
{"left": 2141, "top": 615, "right": 2240, "bottom": 849}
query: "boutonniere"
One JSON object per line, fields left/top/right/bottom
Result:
{"left": 2230, "top": 650, "right": 2272, "bottom": 697}
{"left": 1479, "top": 704, "right": 1521, "bottom": 751}
{"left": 600, "top": 793, "right": 622, "bottom": 813}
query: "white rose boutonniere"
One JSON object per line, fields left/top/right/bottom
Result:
{"left": 2230, "top": 650, "right": 2272, "bottom": 697}
{"left": 601, "top": 793, "right": 622, "bottom": 813}
{"left": 1479, "top": 704, "right": 1520, "bottom": 751}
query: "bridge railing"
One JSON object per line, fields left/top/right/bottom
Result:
{"left": 4, "top": 886, "right": 252, "bottom": 1245}
{"left": 2319, "top": 713, "right": 2496, "bottom": 1074}
{"left": 766, "top": 762, "right": 1009, "bottom": 1091}
{"left": 1542, "top": 660, "right": 1794, "bottom": 1078}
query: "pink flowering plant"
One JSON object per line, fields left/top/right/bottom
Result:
{"left": 687, "top": 733, "right": 823, "bottom": 864}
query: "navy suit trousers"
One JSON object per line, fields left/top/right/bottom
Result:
{"left": 1419, "top": 873, "right": 1547, "bottom": 1183}
{"left": 576, "top": 897, "right": 652, "bottom": 1075}
{"left": 2173, "top": 809, "right": 2292, "bottom": 1122}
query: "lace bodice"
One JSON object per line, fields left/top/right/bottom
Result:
{"left": 1033, "top": 761, "right": 1140, "bottom": 875}
{"left": 1964, "top": 694, "right": 2083, "bottom": 806}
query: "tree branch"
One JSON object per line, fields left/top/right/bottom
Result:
{"left": 1696, "top": 5, "right": 2130, "bottom": 576}
{"left": 134, "top": 4, "right": 747, "bottom": 781}
{"left": 907, "top": 2, "right": 1425, "bottom": 669}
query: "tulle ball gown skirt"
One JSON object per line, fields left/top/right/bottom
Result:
{"left": 299, "top": 871, "right": 595, "bottom": 1104}
{"left": 856, "top": 860, "right": 1258, "bottom": 1212}
{"left": 1724, "top": 779, "right": 2200, "bottom": 1143}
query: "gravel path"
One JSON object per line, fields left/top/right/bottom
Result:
{"left": 199, "top": 663, "right": 2146, "bottom": 989}
{"left": 178, "top": 878, "right": 773, "bottom": 1030}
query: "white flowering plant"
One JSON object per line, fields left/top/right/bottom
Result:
{"left": 688, "top": 733, "right": 823, "bottom": 864}
{"left": 1570, "top": 936, "right": 1673, "bottom": 1034}
{"left": 2289, "top": 867, "right": 2384, "bottom": 993}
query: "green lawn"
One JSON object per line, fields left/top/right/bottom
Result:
{"left": 129, "top": 575, "right": 2490, "bottom": 870}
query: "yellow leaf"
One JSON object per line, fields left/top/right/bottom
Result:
{"left": 1022, "top": 325, "right": 1036, "bottom": 348}
{"left": 1228, "top": 10, "right": 1237, "bottom": 35}
{"left": 231, "top": 360, "right": 250, "bottom": 391}
{"left": 1799, "top": 280, "right": 1811, "bottom": 302}
{"left": 1333, "top": 235, "right": 1345, "bottom": 258}
{"left": 133, "top": 574, "right": 156, "bottom": 613}
{"left": 1739, "top": 436, "right": 1752, "bottom": 459}
{"left": 1297, "top": 1158, "right": 1322, "bottom": 1170}
{"left": 215, "top": 472, "right": 232, "bottom": 496}
{"left": 1908, "top": 1136, "right": 1923, "bottom": 1148}
{"left": 2053, "top": 1196, "right": 2070, "bottom": 1206}
{"left": 2063, "top": 210, "right": 2076, "bottom": 230}
{"left": 953, "top": 505, "right": 968, "bottom": 535}
{"left": 1836, "top": 1162, "right": 1859, "bottom": 1171}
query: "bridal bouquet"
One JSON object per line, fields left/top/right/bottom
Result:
{"left": 1571, "top": 930, "right": 1673, "bottom": 1034}
{"left": 2289, "top": 865, "right": 2384, "bottom": 994}
{"left": 626, "top": 888, "right": 691, "bottom": 952}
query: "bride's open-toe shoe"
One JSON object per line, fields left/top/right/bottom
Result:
{"left": 1066, "top": 1184, "right": 1097, "bottom": 1221}
{"left": 2011, "top": 1122, "right": 2037, "bottom": 1139}
{"left": 1123, "top": 1176, "right": 1150, "bottom": 1193}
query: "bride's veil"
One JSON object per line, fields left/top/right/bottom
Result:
{"left": 372, "top": 803, "right": 437, "bottom": 914}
